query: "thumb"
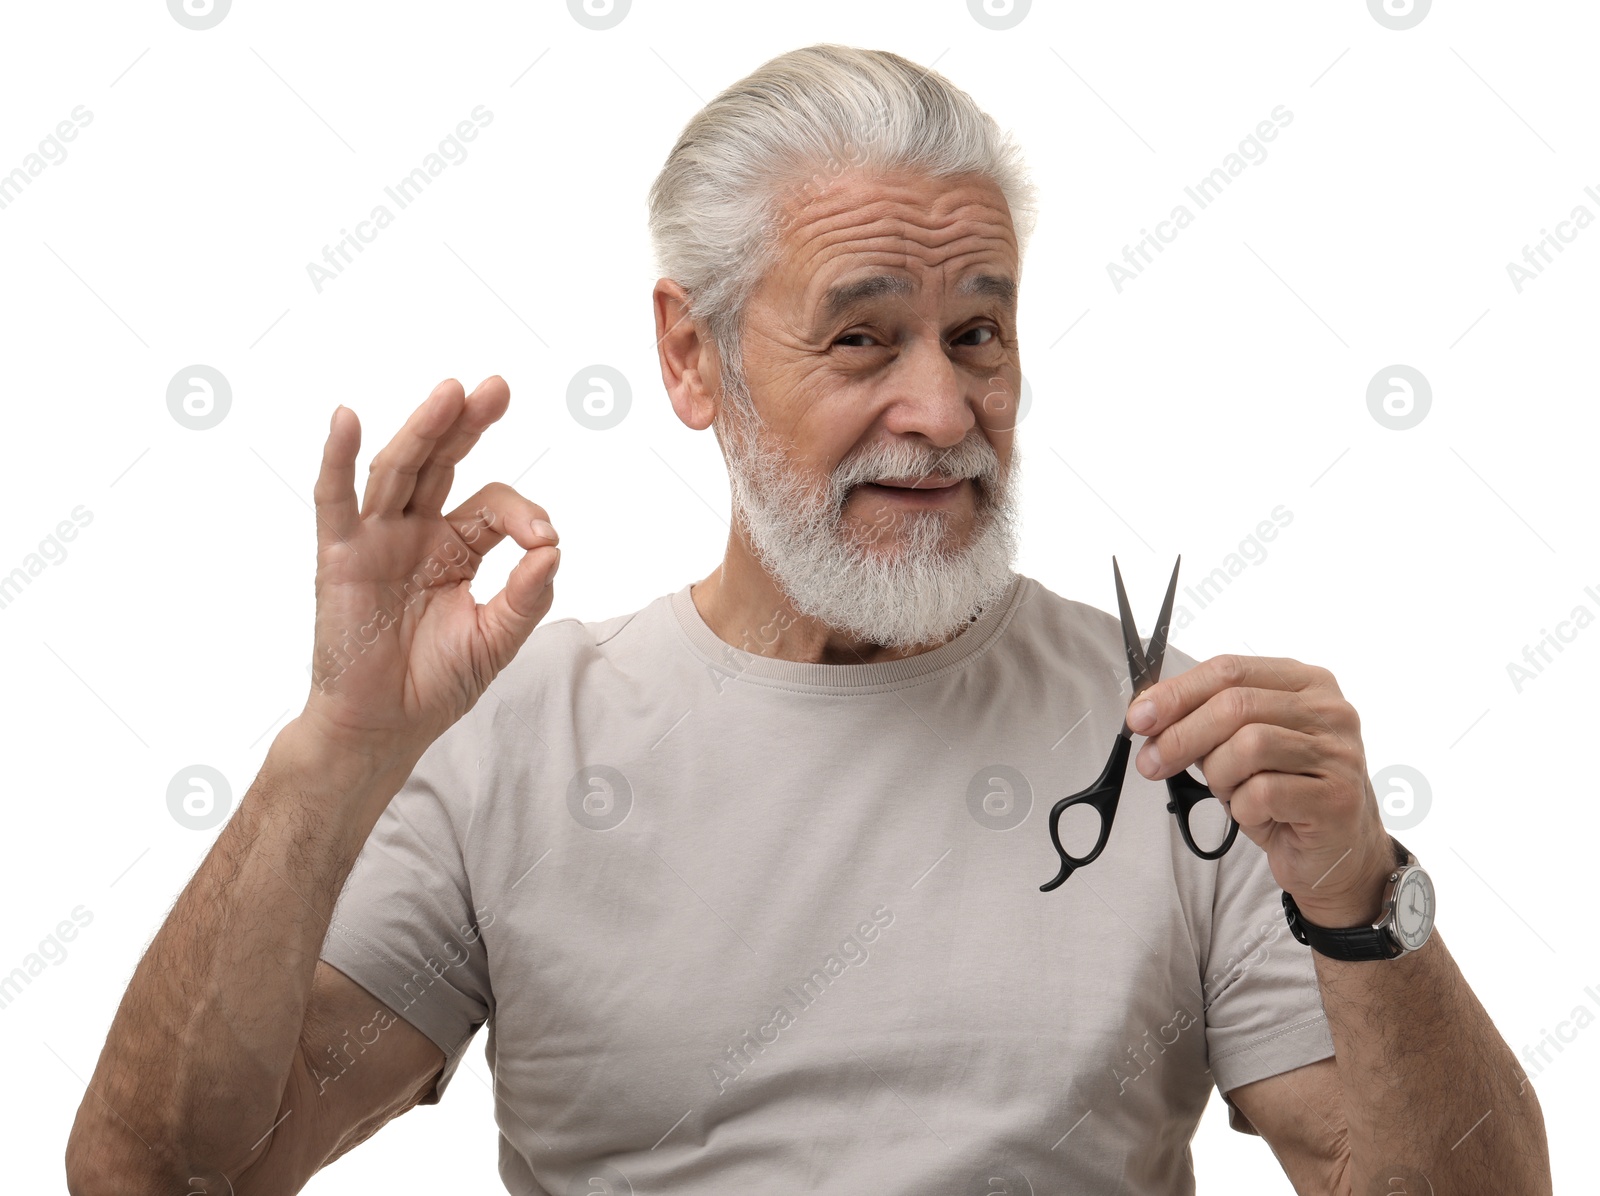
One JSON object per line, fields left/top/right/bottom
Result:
{"left": 478, "top": 544, "right": 561, "bottom": 669}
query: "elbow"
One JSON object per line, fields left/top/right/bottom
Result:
{"left": 66, "top": 1117, "right": 266, "bottom": 1196}
{"left": 65, "top": 1119, "right": 178, "bottom": 1196}
{"left": 64, "top": 1135, "right": 145, "bottom": 1196}
{"left": 65, "top": 1116, "right": 112, "bottom": 1196}
{"left": 66, "top": 1152, "right": 197, "bottom": 1196}
{"left": 64, "top": 1141, "right": 120, "bottom": 1196}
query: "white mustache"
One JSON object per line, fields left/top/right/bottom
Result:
{"left": 833, "top": 437, "right": 1001, "bottom": 497}
{"left": 721, "top": 404, "right": 1024, "bottom": 650}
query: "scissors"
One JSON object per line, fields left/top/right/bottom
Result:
{"left": 1040, "top": 555, "right": 1241, "bottom": 892}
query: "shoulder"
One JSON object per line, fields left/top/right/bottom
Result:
{"left": 1013, "top": 573, "right": 1205, "bottom": 676}
{"left": 1007, "top": 573, "right": 1202, "bottom": 678}
{"left": 1008, "top": 574, "right": 1117, "bottom": 649}
{"left": 519, "top": 601, "right": 652, "bottom": 660}
{"left": 483, "top": 589, "right": 671, "bottom": 709}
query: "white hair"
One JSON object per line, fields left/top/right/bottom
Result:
{"left": 648, "top": 44, "right": 1033, "bottom": 648}
{"left": 646, "top": 42, "right": 1039, "bottom": 401}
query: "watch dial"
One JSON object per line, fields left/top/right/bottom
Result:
{"left": 1393, "top": 868, "right": 1435, "bottom": 950}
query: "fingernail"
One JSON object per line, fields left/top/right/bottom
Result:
{"left": 531, "top": 519, "right": 558, "bottom": 542}
{"left": 1138, "top": 741, "right": 1161, "bottom": 776}
{"left": 1129, "top": 699, "right": 1156, "bottom": 732}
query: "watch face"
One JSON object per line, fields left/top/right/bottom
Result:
{"left": 1392, "top": 867, "right": 1435, "bottom": 950}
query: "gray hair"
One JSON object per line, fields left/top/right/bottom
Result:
{"left": 646, "top": 43, "right": 1039, "bottom": 410}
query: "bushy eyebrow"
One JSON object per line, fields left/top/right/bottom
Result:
{"left": 811, "top": 271, "right": 1017, "bottom": 335}
{"left": 958, "top": 272, "right": 1017, "bottom": 309}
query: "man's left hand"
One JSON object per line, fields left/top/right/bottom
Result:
{"left": 1126, "top": 654, "right": 1395, "bottom": 928}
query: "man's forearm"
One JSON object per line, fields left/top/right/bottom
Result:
{"left": 1314, "top": 929, "right": 1551, "bottom": 1193}
{"left": 65, "top": 719, "right": 409, "bottom": 1186}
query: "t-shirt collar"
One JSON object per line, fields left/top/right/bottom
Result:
{"left": 668, "top": 571, "right": 1029, "bottom": 693}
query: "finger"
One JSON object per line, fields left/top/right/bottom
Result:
{"left": 1133, "top": 654, "right": 1323, "bottom": 734}
{"left": 446, "top": 484, "right": 560, "bottom": 665}
{"left": 1192, "top": 722, "right": 1324, "bottom": 802}
{"left": 1138, "top": 687, "right": 1324, "bottom": 781}
{"left": 478, "top": 544, "right": 561, "bottom": 671}
{"left": 1225, "top": 771, "right": 1340, "bottom": 839}
{"left": 359, "top": 379, "right": 466, "bottom": 519}
{"left": 407, "top": 375, "right": 512, "bottom": 516}
{"left": 445, "top": 482, "right": 555, "bottom": 562}
{"left": 314, "top": 404, "right": 362, "bottom": 548}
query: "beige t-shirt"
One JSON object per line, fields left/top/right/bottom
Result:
{"left": 319, "top": 571, "right": 1334, "bottom": 1195}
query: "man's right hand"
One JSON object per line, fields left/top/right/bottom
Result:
{"left": 297, "top": 375, "right": 560, "bottom": 775}
{"left": 64, "top": 375, "right": 558, "bottom": 1192}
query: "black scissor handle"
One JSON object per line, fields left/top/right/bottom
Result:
{"left": 1040, "top": 736, "right": 1130, "bottom": 892}
{"left": 1165, "top": 767, "right": 1241, "bottom": 860}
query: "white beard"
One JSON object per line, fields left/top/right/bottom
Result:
{"left": 716, "top": 376, "right": 1023, "bottom": 652}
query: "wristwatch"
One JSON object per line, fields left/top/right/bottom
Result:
{"left": 1281, "top": 836, "right": 1435, "bottom": 961}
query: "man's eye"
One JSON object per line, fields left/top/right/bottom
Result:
{"left": 834, "top": 328, "right": 997, "bottom": 349}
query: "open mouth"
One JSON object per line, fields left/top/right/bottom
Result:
{"left": 857, "top": 478, "right": 970, "bottom": 502}
{"left": 864, "top": 476, "right": 960, "bottom": 489}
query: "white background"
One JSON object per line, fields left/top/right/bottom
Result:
{"left": 2, "top": 0, "right": 1596, "bottom": 1191}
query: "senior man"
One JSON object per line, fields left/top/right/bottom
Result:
{"left": 68, "top": 44, "right": 1548, "bottom": 1196}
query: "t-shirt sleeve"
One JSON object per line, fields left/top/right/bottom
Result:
{"left": 317, "top": 708, "right": 493, "bottom": 1104}
{"left": 1202, "top": 830, "right": 1337, "bottom": 1133}
{"left": 1165, "top": 644, "right": 1337, "bottom": 1134}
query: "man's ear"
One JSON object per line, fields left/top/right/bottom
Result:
{"left": 654, "top": 278, "right": 719, "bottom": 432}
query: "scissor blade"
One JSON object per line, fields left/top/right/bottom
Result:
{"left": 1112, "top": 557, "right": 1151, "bottom": 699}
{"left": 1142, "top": 555, "right": 1183, "bottom": 688}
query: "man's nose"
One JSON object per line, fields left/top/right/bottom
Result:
{"left": 878, "top": 333, "right": 976, "bottom": 448}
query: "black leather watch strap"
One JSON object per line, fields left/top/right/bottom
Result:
{"left": 1281, "top": 837, "right": 1412, "bottom": 962}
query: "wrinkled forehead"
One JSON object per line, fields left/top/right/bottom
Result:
{"left": 764, "top": 168, "right": 1019, "bottom": 323}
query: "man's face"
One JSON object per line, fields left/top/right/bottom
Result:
{"left": 716, "top": 167, "right": 1025, "bottom": 650}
